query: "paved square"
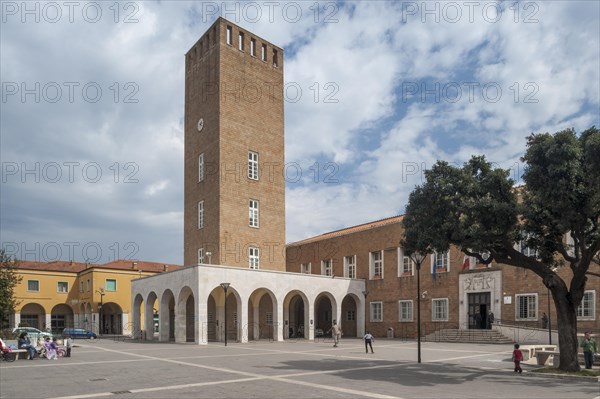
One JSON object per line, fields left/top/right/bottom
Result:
{"left": 1, "top": 339, "right": 598, "bottom": 399}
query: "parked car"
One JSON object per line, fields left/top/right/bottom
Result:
{"left": 315, "top": 328, "right": 324, "bottom": 337}
{"left": 62, "top": 328, "right": 97, "bottom": 339}
{"left": 12, "top": 327, "right": 53, "bottom": 340}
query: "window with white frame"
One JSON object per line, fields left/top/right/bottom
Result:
{"left": 238, "top": 32, "right": 244, "bottom": 51}
{"left": 198, "top": 200, "right": 204, "bottom": 229}
{"left": 301, "top": 263, "right": 311, "bottom": 274}
{"left": 198, "top": 153, "right": 205, "bottom": 182}
{"left": 432, "top": 298, "right": 448, "bottom": 321}
{"left": 399, "top": 300, "right": 413, "bottom": 321}
{"left": 27, "top": 280, "right": 39, "bottom": 292}
{"left": 249, "top": 247, "right": 260, "bottom": 269}
{"left": 226, "top": 26, "right": 232, "bottom": 45}
{"left": 272, "top": 49, "right": 278, "bottom": 67}
{"left": 577, "top": 290, "right": 596, "bottom": 320}
{"left": 198, "top": 248, "right": 205, "bottom": 264}
{"left": 370, "top": 251, "right": 383, "bottom": 279}
{"left": 261, "top": 43, "right": 267, "bottom": 61}
{"left": 347, "top": 310, "right": 355, "bottom": 321}
{"left": 516, "top": 294, "right": 538, "bottom": 320}
{"left": 266, "top": 312, "right": 273, "bottom": 325}
{"left": 433, "top": 251, "right": 450, "bottom": 272}
{"left": 370, "top": 302, "right": 383, "bottom": 322}
{"left": 402, "top": 256, "right": 414, "bottom": 276}
{"left": 250, "top": 38, "right": 256, "bottom": 56}
{"left": 520, "top": 233, "right": 537, "bottom": 257}
{"left": 248, "top": 151, "right": 259, "bottom": 180}
{"left": 57, "top": 281, "right": 68, "bottom": 293}
{"left": 105, "top": 279, "right": 117, "bottom": 292}
{"left": 321, "top": 259, "right": 332, "bottom": 276}
{"left": 344, "top": 255, "right": 356, "bottom": 279}
{"left": 249, "top": 199, "right": 259, "bottom": 228}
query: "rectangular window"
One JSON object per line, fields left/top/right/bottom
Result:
{"left": 226, "top": 26, "right": 232, "bottom": 45}
{"left": 250, "top": 38, "right": 256, "bottom": 56}
{"left": 198, "top": 153, "right": 205, "bottom": 182}
{"left": 105, "top": 279, "right": 117, "bottom": 292}
{"left": 27, "top": 280, "right": 39, "bottom": 292}
{"left": 261, "top": 44, "right": 267, "bottom": 61}
{"left": 370, "top": 302, "right": 383, "bottom": 322}
{"left": 344, "top": 255, "right": 356, "bottom": 279}
{"left": 249, "top": 199, "right": 259, "bottom": 228}
{"left": 80, "top": 281, "right": 84, "bottom": 292}
{"left": 301, "top": 263, "right": 311, "bottom": 274}
{"left": 321, "top": 259, "right": 332, "bottom": 276}
{"left": 347, "top": 310, "right": 355, "bottom": 321}
{"left": 249, "top": 247, "right": 260, "bottom": 269}
{"left": 238, "top": 32, "right": 244, "bottom": 51}
{"left": 433, "top": 251, "right": 450, "bottom": 273}
{"left": 272, "top": 49, "right": 278, "bottom": 67}
{"left": 577, "top": 290, "right": 596, "bottom": 320}
{"left": 248, "top": 151, "right": 259, "bottom": 180}
{"left": 57, "top": 281, "right": 68, "bottom": 293}
{"left": 399, "top": 300, "right": 413, "bottom": 322}
{"left": 198, "top": 248, "right": 205, "bottom": 264}
{"left": 516, "top": 294, "right": 538, "bottom": 320}
{"left": 370, "top": 251, "right": 383, "bottom": 279}
{"left": 402, "top": 256, "right": 414, "bottom": 276}
{"left": 86, "top": 279, "right": 90, "bottom": 292}
{"left": 432, "top": 298, "right": 449, "bottom": 321}
{"left": 266, "top": 312, "right": 273, "bottom": 325}
{"left": 198, "top": 200, "right": 204, "bottom": 229}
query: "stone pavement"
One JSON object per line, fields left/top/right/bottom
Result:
{"left": 1, "top": 338, "right": 598, "bottom": 399}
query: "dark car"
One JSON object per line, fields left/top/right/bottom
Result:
{"left": 62, "top": 328, "right": 97, "bottom": 339}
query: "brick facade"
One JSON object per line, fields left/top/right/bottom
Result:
{"left": 184, "top": 18, "right": 286, "bottom": 270}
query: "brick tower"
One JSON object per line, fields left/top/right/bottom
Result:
{"left": 184, "top": 18, "right": 285, "bottom": 270}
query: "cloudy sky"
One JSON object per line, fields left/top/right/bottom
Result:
{"left": 1, "top": 1, "right": 599, "bottom": 265}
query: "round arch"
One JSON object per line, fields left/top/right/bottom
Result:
{"left": 177, "top": 286, "right": 195, "bottom": 343}
{"left": 160, "top": 289, "right": 176, "bottom": 341}
{"left": 341, "top": 293, "right": 360, "bottom": 338}
{"left": 100, "top": 302, "right": 123, "bottom": 335}
{"left": 207, "top": 285, "right": 241, "bottom": 344}
{"left": 19, "top": 303, "right": 46, "bottom": 331}
{"left": 145, "top": 292, "right": 158, "bottom": 341}
{"left": 247, "top": 288, "right": 278, "bottom": 341}
{"left": 314, "top": 292, "right": 338, "bottom": 335}
{"left": 132, "top": 294, "right": 144, "bottom": 340}
{"left": 283, "top": 290, "right": 309, "bottom": 339}
{"left": 50, "top": 304, "right": 74, "bottom": 335}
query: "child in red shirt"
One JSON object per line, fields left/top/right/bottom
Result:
{"left": 512, "top": 343, "right": 523, "bottom": 374}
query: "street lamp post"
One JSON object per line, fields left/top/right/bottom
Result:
{"left": 362, "top": 290, "right": 369, "bottom": 335}
{"left": 409, "top": 252, "right": 426, "bottom": 364}
{"left": 96, "top": 286, "right": 105, "bottom": 335}
{"left": 547, "top": 287, "right": 552, "bottom": 345}
{"left": 220, "top": 283, "right": 230, "bottom": 346}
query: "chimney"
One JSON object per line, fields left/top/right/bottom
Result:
{"left": 163, "top": 264, "right": 169, "bottom": 272}
{"left": 132, "top": 262, "right": 138, "bottom": 270}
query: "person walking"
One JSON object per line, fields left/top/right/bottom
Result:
{"left": 17, "top": 332, "right": 36, "bottom": 360}
{"left": 541, "top": 312, "right": 548, "bottom": 329}
{"left": 512, "top": 343, "right": 523, "bottom": 374}
{"left": 580, "top": 332, "right": 598, "bottom": 369}
{"left": 65, "top": 335, "right": 73, "bottom": 357}
{"left": 328, "top": 322, "right": 343, "bottom": 347}
{"left": 363, "top": 331, "right": 374, "bottom": 353}
{"left": 487, "top": 311, "right": 495, "bottom": 329}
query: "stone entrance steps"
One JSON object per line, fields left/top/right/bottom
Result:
{"left": 424, "top": 329, "right": 514, "bottom": 344}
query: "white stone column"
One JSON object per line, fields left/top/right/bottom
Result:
{"left": 275, "top": 299, "right": 284, "bottom": 342}
{"left": 122, "top": 313, "right": 130, "bottom": 335}
{"left": 239, "top": 297, "right": 248, "bottom": 343}
{"left": 307, "top": 300, "right": 314, "bottom": 340}
{"left": 252, "top": 303, "right": 260, "bottom": 340}
{"left": 359, "top": 298, "right": 367, "bottom": 337}
{"left": 175, "top": 301, "right": 186, "bottom": 343}
{"left": 217, "top": 304, "right": 225, "bottom": 343}
{"left": 45, "top": 314, "right": 52, "bottom": 332}
{"left": 13, "top": 313, "right": 21, "bottom": 329}
{"left": 197, "top": 300, "right": 208, "bottom": 345}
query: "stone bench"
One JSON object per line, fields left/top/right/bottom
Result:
{"left": 520, "top": 345, "right": 558, "bottom": 364}
{"left": 536, "top": 350, "right": 560, "bottom": 367}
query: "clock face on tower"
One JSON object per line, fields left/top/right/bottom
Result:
{"left": 197, "top": 118, "right": 204, "bottom": 132}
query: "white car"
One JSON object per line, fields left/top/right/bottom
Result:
{"left": 12, "top": 327, "right": 53, "bottom": 340}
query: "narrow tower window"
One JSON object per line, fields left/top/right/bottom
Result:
{"left": 250, "top": 38, "right": 256, "bottom": 56}
{"left": 249, "top": 199, "right": 259, "bottom": 228}
{"left": 248, "top": 151, "right": 259, "bottom": 180}
{"left": 238, "top": 32, "right": 244, "bottom": 51}
{"left": 198, "top": 200, "right": 204, "bottom": 229}
{"left": 226, "top": 26, "right": 232, "bottom": 45}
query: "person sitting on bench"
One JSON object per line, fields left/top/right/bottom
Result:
{"left": 18, "top": 332, "right": 36, "bottom": 360}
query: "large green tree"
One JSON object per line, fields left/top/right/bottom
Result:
{"left": 0, "top": 249, "right": 22, "bottom": 328}
{"left": 402, "top": 127, "right": 600, "bottom": 372}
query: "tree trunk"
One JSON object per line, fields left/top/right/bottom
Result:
{"left": 554, "top": 289, "right": 580, "bottom": 372}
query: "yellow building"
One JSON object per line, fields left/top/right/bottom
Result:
{"left": 12, "top": 260, "right": 180, "bottom": 335}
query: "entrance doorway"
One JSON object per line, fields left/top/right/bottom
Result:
{"left": 468, "top": 292, "right": 491, "bottom": 329}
